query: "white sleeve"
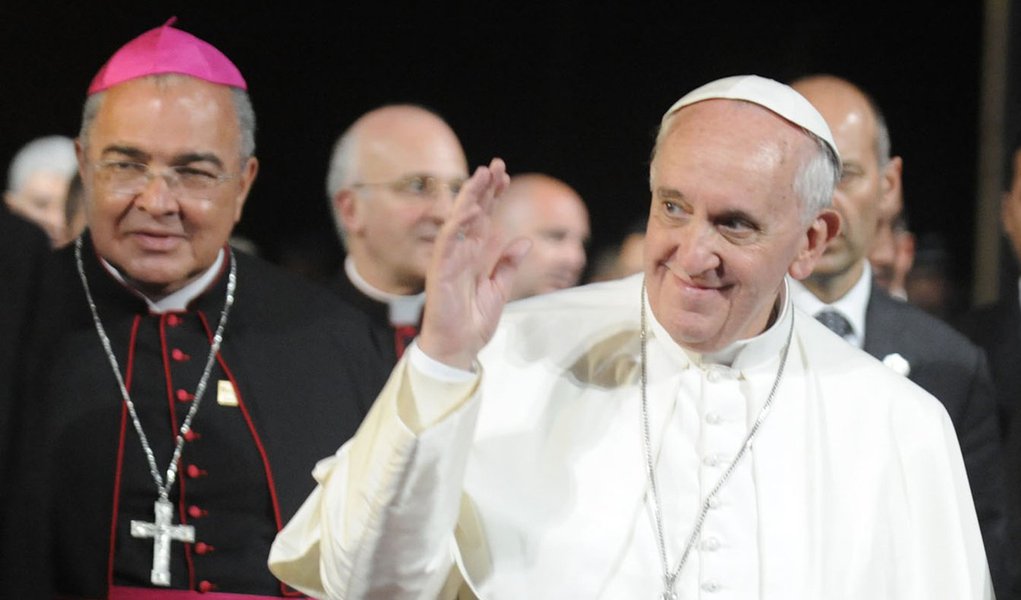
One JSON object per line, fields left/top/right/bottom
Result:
{"left": 269, "top": 345, "right": 483, "bottom": 599}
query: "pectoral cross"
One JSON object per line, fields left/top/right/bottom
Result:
{"left": 130, "top": 498, "right": 195, "bottom": 586}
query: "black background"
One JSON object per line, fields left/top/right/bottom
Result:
{"left": 1, "top": 2, "right": 988, "bottom": 300}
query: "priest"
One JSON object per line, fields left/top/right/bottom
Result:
{"left": 270, "top": 76, "right": 992, "bottom": 598}
{"left": 1, "top": 19, "right": 377, "bottom": 598}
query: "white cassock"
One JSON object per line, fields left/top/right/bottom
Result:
{"left": 269, "top": 274, "right": 992, "bottom": 600}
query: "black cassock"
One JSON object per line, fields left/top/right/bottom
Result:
{"left": 2, "top": 234, "right": 378, "bottom": 598}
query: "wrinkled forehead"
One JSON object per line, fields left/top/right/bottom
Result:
{"left": 655, "top": 100, "right": 812, "bottom": 176}
{"left": 88, "top": 77, "right": 243, "bottom": 158}
{"left": 661, "top": 74, "right": 840, "bottom": 165}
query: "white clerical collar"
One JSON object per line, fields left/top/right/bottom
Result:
{"left": 788, "top": 262, "right": 871, "bottom": 348}
{"left": 645, "top": 276, "right": 794, "bottom": 369}
{"left": 345, "top": 256, "right": 426, "bottom": 325}
{"left": 101, "top": 249, "right": 226, "bottom": 313}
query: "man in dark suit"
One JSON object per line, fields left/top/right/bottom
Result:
{"left": 323, "top": 104, "right": 469, "bottom": 390}
{"left": 959, "top": 145, "right": 1021, "bottom": 438}
{"left": 959, "top": 143, "right": 1021, "bottom": 599}
{"left": 789, "top": 74, "right": 1007, "bottom": 595}
{"left": 0, "top": 205, "right": 50, "bottom": 513}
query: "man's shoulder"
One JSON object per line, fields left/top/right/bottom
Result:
{"left": 233, "top": 251, "right": 371, "bottom": 329}
{"left": 956, "top": 299, "right": 1015, "bottom": 346}
{"left": 866, "top": 288, "right": 982, "bottom": 363}
{"left": 502, "top": 274, "right": 641, "bottom": 322}
{"left": 798, "top": 309, "right": 939, "bottom": 402}
{"left": 484, "top": 275, "right": 642, "bottom": 364}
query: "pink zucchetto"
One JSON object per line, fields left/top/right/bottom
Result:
{"left": 87, "top": 17, "right": 246, "bottom": 94}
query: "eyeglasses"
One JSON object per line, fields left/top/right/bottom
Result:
{"left": 94, "top": 160, "right": 235, "bottom": 200}
{"left": 351, "top": 174, "right": 466, "bottom": 201}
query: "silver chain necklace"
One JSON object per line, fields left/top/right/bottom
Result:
{"left": 640, "top": 280, "right": 793, "bottom": 600}
{"left": 74, "top": 237, "right": 236, "bottom": 586}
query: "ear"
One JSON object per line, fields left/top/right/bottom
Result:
{"left": 232, "top": 156, "right": 259, "bottom": 223}
{"left": 335, "top": 189, "right": 363, "bottom": 236}
{"left": 878, "top": 156, "right": 903, "bottom": 219}
{"left": 788, "top": 208, "right": 841, "bottom": 280}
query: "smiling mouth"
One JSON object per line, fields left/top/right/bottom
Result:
{"left": 130, "top": 231, "right": 184, "bottom": 251}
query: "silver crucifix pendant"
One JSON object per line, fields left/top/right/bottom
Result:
{"left": 130, "top": 498, "right": 196, "bottom": 586}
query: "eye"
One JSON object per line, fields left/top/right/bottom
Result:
{"left": 105, "top": 161, "right": 146, "bottom": 174}
{"left": 401, "top": 175, "right": 432, "bottom": 195}
{"left": 838, "top": 167, "right": 864, "bottom": 188}
{"left": 717, "top": 216, "right": 759, "bottom": 241}
{"left": 542, "top": 230, "right": 568, "bottom": 242}
{"left": 170, "top": 166, "right": 219, "bottom": 190}
{"left": 448, "top": 178, "right": 466, "bottom": 195}
{"left": 174, "top": 166, "right": 217, "bottom": 179}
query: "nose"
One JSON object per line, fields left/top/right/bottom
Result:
{"left": 134, "top": 173, "right": 179, "bottom": 215}
{"left": 674, "top": 222, "right": 720, "bottom": 276}
{"left": 424, "top": 185, "right": 457, "bottom": 221}
{"left": 567, "top": 239, "right": 587, "bottom": 272}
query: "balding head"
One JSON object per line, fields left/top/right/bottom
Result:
{"left": 4, "top": 135, "right": 78, "bottom": 246}
{"left": 495, "top": 173, "right": 590, "bottom": 300}
{"left": 791, "top": 75, "right": 892, "bottom": 169}
{"left": 792, "top": 75, "right": 903, "bottom": 300}
{"left": 326, "top": 104, "right": 468, "bottom": 294}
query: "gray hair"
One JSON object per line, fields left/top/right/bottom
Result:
{"left": 6, "top": 135, "right": 77, "bottom": 193}
{"left": 78, "top": 74, "right": 256, "bottom": 160}
{"left": 324, "top": 126, "right": 360, "bottom": 244}
{"left": 650, "top": 111, "right": 840, "bottom": 225}
{"left": 793, "top": 132, "right": 840, "bottom": 223}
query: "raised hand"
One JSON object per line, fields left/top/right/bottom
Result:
{"left": 417, "top": 158, "right": 532, "bottom": 370}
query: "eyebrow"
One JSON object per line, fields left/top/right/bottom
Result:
{"left": 655, "top": 187, "right": 684, "bottom": 200}
{"left": 100, "top": 145, "right": 150, "bottom": 161}
{"left": 99, "top": 146, "right": 224, "bottom": 169}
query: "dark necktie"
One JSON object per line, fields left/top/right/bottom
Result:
{"left": 393, "top": 324, "right": 418, "bottom": 359}
{"left": 815, "top": 309, "right": 852, "bottom": 338}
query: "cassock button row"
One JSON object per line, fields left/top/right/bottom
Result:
{"left": 701, "top": 537, "right": 720, "bottom": 552}
{"left": 176, "top": 389, "right": 194, "bottom": 402}
{"left": 184, "top": 429, "right": 200, "bottom": 442}
{"left": 702, "top": 454, "right": 726, "bottom": 467}
{"left": 186, "top": 464, "right": 206, "bottom": 479}
{"left": 707, "top": 495, "right": 721, "bottom": 509}
{"left": 194, "top": 541, "right": 214, "bottom": 555}
{"left": 171, "top": 348, "right": 190, "bottom": 362}
{"left": 701, "top": 580, "right": 721, "bottom": 593}
{"left": 187, "top": 505, "right": 207, "bottom": 519}
{"left": 198, "top": 580, "right": 216, "bottom": 592}
{"left": 166, "top": 314, "right": 181, "bottom": 327}
{"left": 705, "top": 412, "right": 723, "bottom": 425}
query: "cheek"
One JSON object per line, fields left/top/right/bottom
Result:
{"left": 641, "top": 226, "right": 670, "bottom": 261}
{"left": 88, "top": 195, "right": 131, "bottom": 226}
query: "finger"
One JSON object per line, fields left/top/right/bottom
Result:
{"left": 477, "top": 158, "right": 507, "bottom": 215}
{"left": 439, "top": 165, "right": 491, "bottom": 241}
{"left": 489, "top": 237, "right": 533, "bottom": 296}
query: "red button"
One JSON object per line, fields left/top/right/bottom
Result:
{"left": 187, "top": 505, "right": 206, "bottom": 519}
{"left": 176, "top": 389, "right": 194, "bottom": 402}
{"left": 194, "top": 541, "right": 214, "bottom": 555}
{"left": 198, "top": 580, "right": 215, "bottom": 592}
{"left": 167, "top": 314, "right": 181, "bottom": 327}
{"left": 184, "top": 430, "right": 200, "bottom": 442}
{"left": 171, "top": 348, "right": 189, "bottom": 361}
{"left": 186, "top": 464, "right": 205, "bottom": 479}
